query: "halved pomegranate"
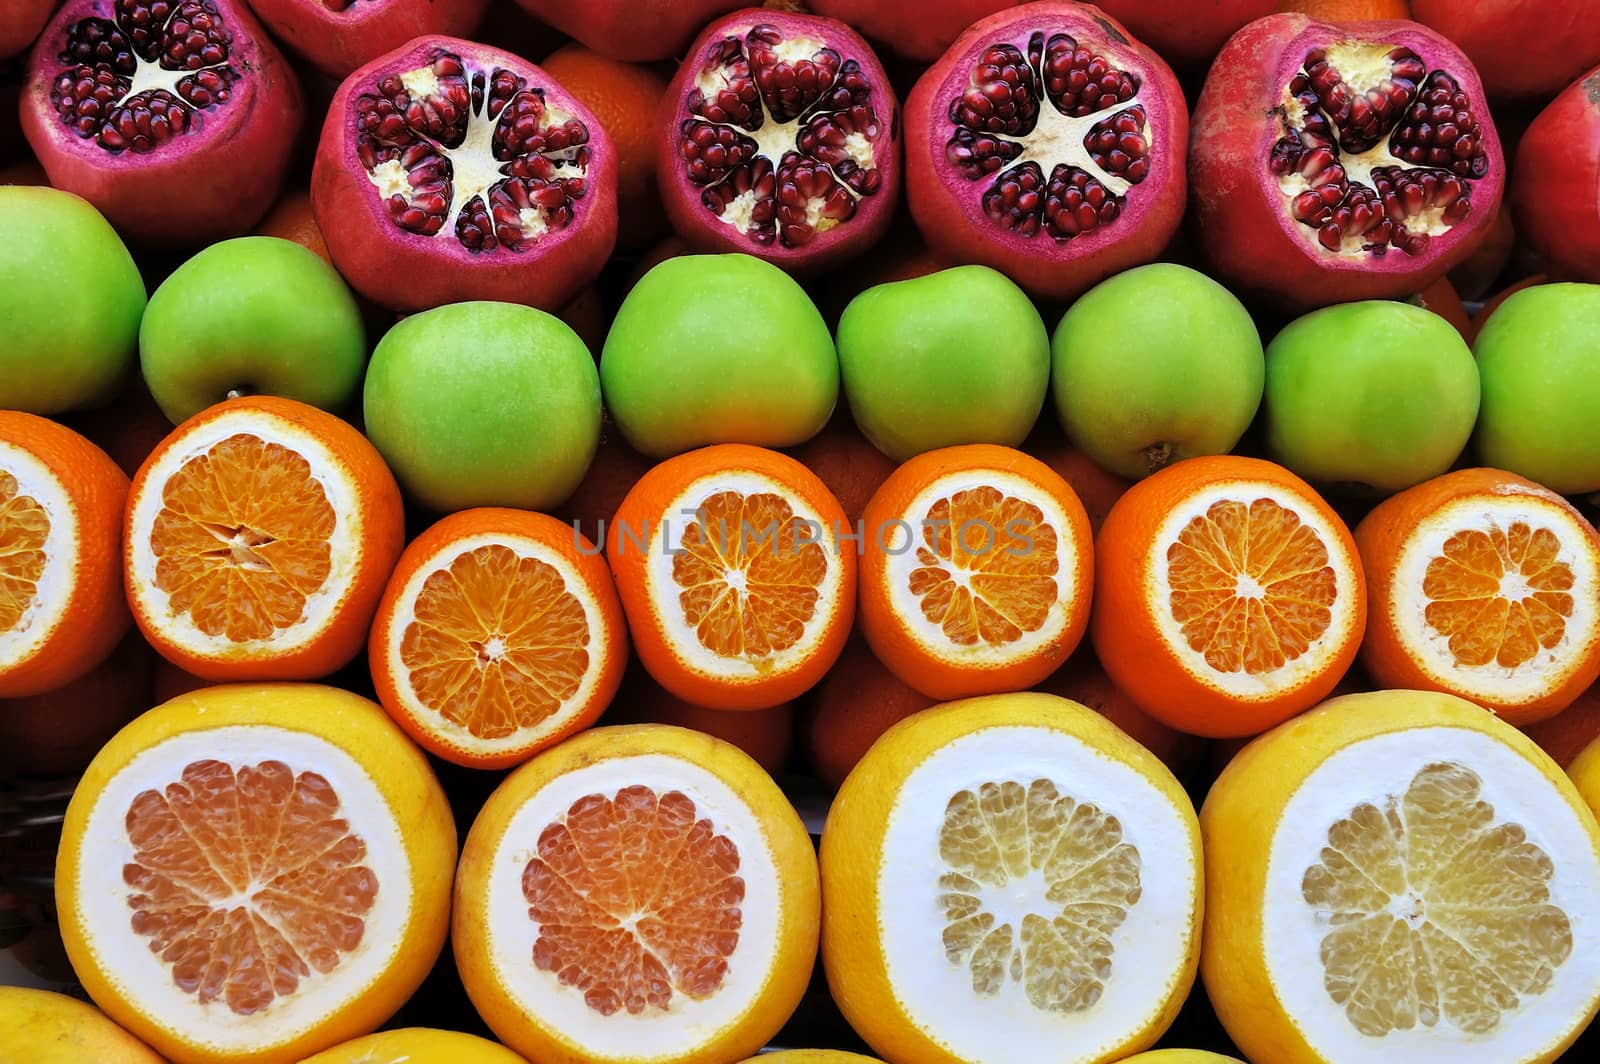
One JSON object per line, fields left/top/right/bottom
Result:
{"left": 904, "top": 1, "right": 1188, "bottom": 300}
{"left": 1514, "top": 65, "right": 1600, "bottom": 283}
{"left": 1411, "top": 0, "right": 1600, "bottom": 100}
{"left": 20, "top": 0, "right": 303, "bottom": 246}
{"left": 512, "top": 0, "right": 745, "bottom": 63}
{"left": 806, "top": 0, "right": 1011, "bottom": 62}
{"left": 311, "top": 36, "right": 618, "bottom": 314}
{"left": 656, "top": 9, "right": 901, "bottom": 273}
{"left": 245, "top": 0, "right": 492, "bottom": 78}
{"left": 1190, "top": 13, "right": 1504, "bottom": 309}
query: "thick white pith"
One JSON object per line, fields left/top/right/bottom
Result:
{"left": 476, "top": 753, "right": 784, "bottom": 1059}
{"left": 1262, "top": 727, "right": 1600, "bottom": 1063}
{"left": 68, "top": 726, "right": 414, "bottom": 1054}
{"left": 0, "top": 441, "right": 77, "bottom": 665}
{"left": 876, "top": 726, "right": 1199, "bottom": 1063}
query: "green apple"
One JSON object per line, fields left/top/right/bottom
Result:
{"left": 140, "top": 236, "right": 365, "bottom": 424}
{"left": 364, "top": 301, "right": 601, "bottom": 512}
{"left": 601, "top": 254, "right": 838, "bottom": 457}
{"left": 836, "top": 265, "right": 1049, "bottom": 462}
{"left": 1474, "top": 283, "right": 1600, "bottom": 494}
{"left": 1265, "top": 301, "right": 1479, "bottom": 494}
{"left": 0, "top": 186, "right": 144, "bottom": 413}
{"left": 1051, "top": 263, "right": 1263, "bottom": 479}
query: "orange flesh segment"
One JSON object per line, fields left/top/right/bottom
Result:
{"left": 151, "top": 434, "right": 336, "bottom": 643}
{"left": 522, "top": 785, "right": 744, "bottom": 1016}
{"left": 123, "top": 759, "right": 377, "bottom": 1016}
{"left": 1166, "top": 497, "right": 1336, "bottom": 674}
{"left": 400, "top": 544, "right": 591, "bottom": 740}
{"left": 909, "top": 486, "right": 1060, "bottom": 646}
{"left": 672, "top": 490, "right": 827, "bottom": 660}
{"left": 0, "top": 468, "right": 49, "bottom": 632}
{"left": 1421, "top": 522, "right": 1574, "bottom": 669}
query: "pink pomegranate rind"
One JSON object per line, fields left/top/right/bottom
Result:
{"left": 20, "top": 0, "right": 304, "bottom": 246}
{"left": 657, "top": 10, "right": 902, "bottom": 274}
{"left": 512, "top": 0, "right": 745, "bottom": 64}
{"left": 807, "top": 0, "right": 1011, "bottom": 62}
{"left": 1092, "top": 0, "right": 1276, "bottom": 70}
{"left": 245, "top": 0, "right": 491, "bottom": 78}
{"left": 1189, "top": 14, "right": 1504, "bottom": 310}
{"left": 1411, "top": 0, "right": 1600, "bottom": 100}
{"left": 1514, "top": 65, "right": 1600, "bottom": 284}
{"left": 311, "top": 36, "right": 619, "bottom": 315}
{"left": 904, "top": 1, "right": 1189, "bottom": 301}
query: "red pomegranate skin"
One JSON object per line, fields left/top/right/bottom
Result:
{"left": 1189, "top": 14, "right": 1504, "bottom": 309}
{"left": 312, "top": 36, "right": 619, "bottom": 314}
{"left": 0, "top": 0, "right": 55, "bottom": 59}
{"left": 1514, "top": 65, "right": 1600, "bottom": 283}
{"left": 905, "top": 2, "right": 1189, "bottom": 301}
{"left": 1411, "top": 0, "right": 1600, "bottom": 100}
{"left": 246, "top": 0, "right": 492, "bottom": 78}
{"left": 657, "top": 9, "right": 902, "bottom": 274}
{"left": 807, "top": 0, "right": 1013, "bottom": 62}
{"left": 1094, "top": 0, "right": 1276, "bottom": 70}
{"left": 512, "top": 0, "right": 746, "bottom": 63}
{"left": 21, "top": 0, "right": 304, "bottom": 247}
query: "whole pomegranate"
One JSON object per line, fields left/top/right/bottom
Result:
{"left": 244, "top": 0, "right": 491, "bottom": 78}
{"left": 312, "top": 36, "right": 618, "bottom": 314}
{"left": 806, "top": 0, "right": 1012, "bottom": 62}
{"left": 1093, "top": 0, "right": 1277, "bottom": 70}
{"left": 0, "top": 0, "right": 56, "bottom": 59}
{"left": 904, "top": 1, "right": 1188, "bottom": 301}
{"left": 1189, "top": 13, "right": 1504, "bottom": 309}
{"left": 21, "top": 1, "right": 303, "bottom": 246}
{"left": 656, "top": 9, "right": 901, "bottom": 273}
{"left": 1514, "top": 65, "right": 1600, "bottom": 283}
{"left": 511, "top": 0, "right": 745, "bottom": 63}
{"left": 1411, "top": 0, "right": 1600, "bottom": 99}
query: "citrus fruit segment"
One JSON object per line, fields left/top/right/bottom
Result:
{"left": 300, "top": 1027, "right": 530, "bottom": 1063}
{"left": 0, "top": 985, "right": 164, "bottom": 1064}
{"left": 1356, "top": 469, "right": 1600, "bottom": 724}
{"left": 607, "top": 444, "right": 855, "bottom": 710}
{"left": 821, "top": 692, "right": 1202, "bottom": 1064}
{"left": 1092, "top": 455, "right": 1366, "bottom": 738}
{"left": 454, "top": 724, "right": 819, "bottom": 1064}
{"left": 56, "top": 683, "right": 456, "bottom": 1064}
{"left": 0, "top": 410, "right": 129, "bottom": 697}
{"left": 859, "top": 444, "right": 1094, "bottom": 700}
{"left": 1202, "top": 689, "right": 1600, "bottom": 1064}
{"left": 371, "top": 507, "right": 628, "bottom": 768}
{"left": 125, "top": 396, "right": 404, "bottom": 681}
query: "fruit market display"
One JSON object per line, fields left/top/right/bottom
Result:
{"left": 12, "top": 2, "right": 1600, "bottom": 1062}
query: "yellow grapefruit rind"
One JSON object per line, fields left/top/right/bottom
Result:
{"left": 0, "top": 985, "right": 165, "bottom": 1064}
{"left": 299, "top": 1026, "right": 530, "bottom": 1063}
{"left": 453, "top": 723, "right": 820, "bottom": 1064}
{"left": 55, "top": 683, "right": 457, "bottom": 1064}
{"left": 820, "top": 692, "right": 1203, "bottom": 1064}
{"left": 1201, "top": 689, "right": 1600, "bottom": 1064}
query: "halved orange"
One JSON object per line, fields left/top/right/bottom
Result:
{"left": 125, "top": 396, "right": 404, "bottom": 681}
{"left": 301, "top": 1027, "right": 529, "bottom": 1063}
{"left": 859, "top": 444, "right": 1094, "bottom": 700}
{"left": 1356, "top": 468, "right": 1600, "bottom": 725}
{"left": 55, "top": 683, "right": 457, "bottom": 1063}
{"left": 370, "top": 507, "right": 628, "bottom": 769}
{"left": 607, "top": 444, "right": 855, "bottom": 710}
{"left": 0, "top": 410, "right": 130, "bottom": 697}
{"left": 0, "top": 985, "right": 164, "bottom": 1063}
{"left": 454, "top": 723, "right": 820, "bottom": 1064}
{"left": 1092, "top": 455, "right": 1366, "bottom": 738}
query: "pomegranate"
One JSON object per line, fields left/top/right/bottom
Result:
{"left": 312, "top": 36, "right": 618, "bottom": 314}
{"left": 1513, "top": 65, "right": 1600, "bottom": 283}
{"left": 1189, "top": 13, "right": 1504, "bottom": 309}
{"left": 657, "top": 9, "right": 901, "bottom": 273}
{"left": 806, "top": 1, "right": 1011, "bottom": 62}
{"left": 511, "top": 0, "right": 746, "bottom": 63}
{"left": 1411, "top": 0, "right": 1600, "bottom": 99}
{"left": 904, "top": 2, "right": 1188, "bottom": 301}
{"left": 244, "top": 0, "right": 492, "bottom": 78}
{"left": 21, "top": 1, "right": 304, "bottom": 246}
{"left": 1093, "top": 0, "right": 1277, "bottom": 70}
{"left": 0, "top": 0, "right": 56, "bottom": 59}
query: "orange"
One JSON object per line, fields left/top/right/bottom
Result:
{"left": 785, "top": 414, "right": 898, "bottom": 525}
{"left": 0, "top": 986, "right": 164, "bottom": 1063}
{"left": 0, "top": 410, "right": 130, "bottom": 697}
{"left": 125, "top": 396, "right": 404, "bottom": 681}
{"left": 557, "top": 414, "right": 654, "bottom": 545}
{"left": 804, "top": 636, "right": 936, "bottom": 789}
{"left": 1028, "top": 428, "right": 1133, "bottom": 536}
{"left": 369, "top": 507, "right": 627, "bottom": 769}
{"left": 1036, "top": 651, "right": 1203, "bottom": 777}
{"left": 254, "top": 190, "right": 331, "bottom": 264}
{"left": 604, "top": 662, "right": 795, "bottom": 774}
{"left": 301, "top": 1027, "right": 529, "bottom": 1063}
{"left": 1410, "top": 275, "right": 1473, "bottom": 344}
{"left": 0, "top": 632, "right": 152, "bottom": 779}
{"left": 1355, "top": 468, "right": 1600, "bottom": 724}
{"left": 607, "top": 444, "right": 856, "bottom": 710}
{"left": 858, "top": 444, "right": 1094, "bottom": 700}
{"left": 454, "top": 723, "right": 820, "bottom": 1064}
{"left": 1524, "top": 683, "right": 1600, "bottom": 767}
{"left": 55, "top": 683, "right": 457, "bottom": 1063}
{"left": 1092, "top": 455, "right": 1366, "bottom": 738}
{"left": 1278, "top": 0, "right": 1411, "bottom": 17}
